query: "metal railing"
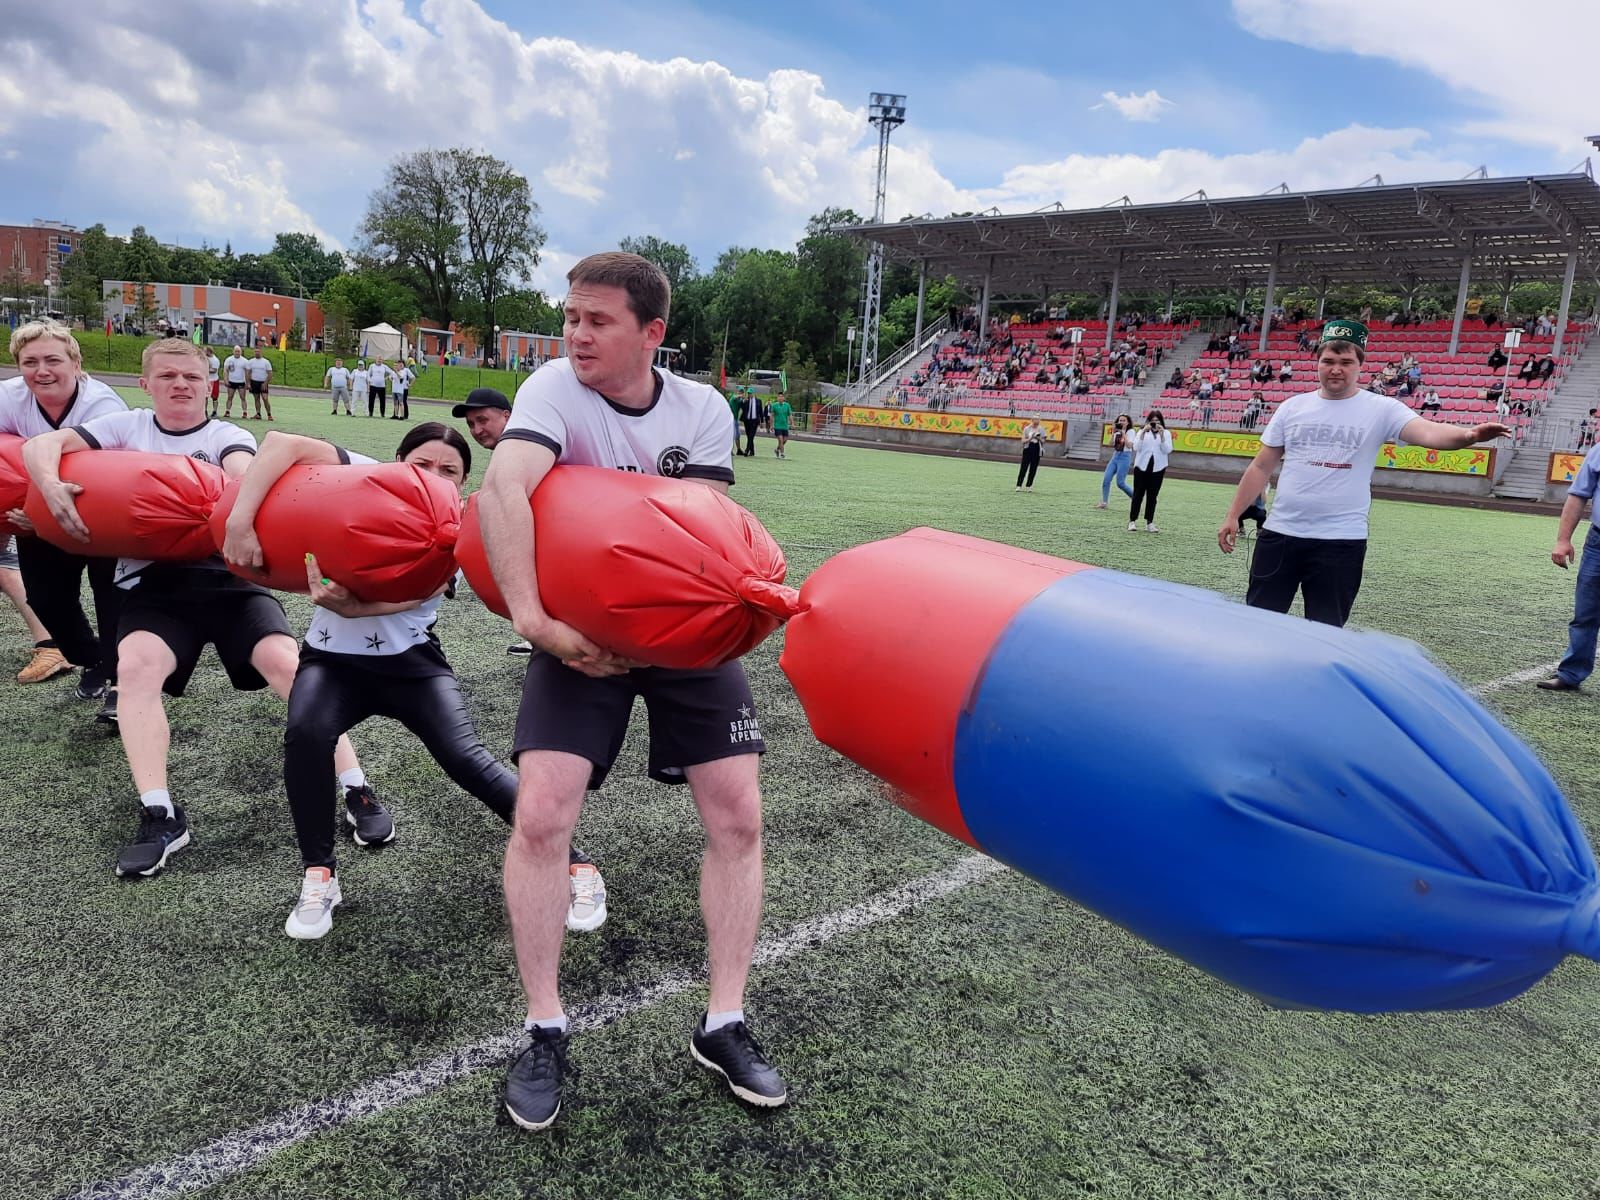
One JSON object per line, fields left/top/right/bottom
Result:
{"left": 851, "top": 313, "right": 952, "bottom": 404}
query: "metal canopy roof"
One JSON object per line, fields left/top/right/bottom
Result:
{"left": 840, "top": 174, "right": 1600, "bottom": 299}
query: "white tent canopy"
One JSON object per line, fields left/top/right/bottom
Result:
{"left": 204, "top": 311, "right": 254, "bottom": 347}
{"left": 359, "top": 322, "right": 404, "bottom": 361}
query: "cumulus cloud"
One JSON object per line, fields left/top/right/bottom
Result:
{"left": 0, "top": 0, "right": 1537, "bottom": 280}
{"left": 1092, "top": 90, "right": 1175, "bottom": 123}
{"left": 1232, "top": 0, "right": 1600, "bottom": 156}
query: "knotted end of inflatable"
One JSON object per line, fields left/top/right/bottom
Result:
{"left": 1560, "top": 885, "right": 1600, "bottom": 961}
{"left": 736, "top": 576, "right": 804, "bottom": 620}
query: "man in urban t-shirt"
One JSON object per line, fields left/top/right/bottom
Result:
{"left": 479, "top": 252, "right": 785, "bottom": 1131}
{"left": 24, "top": 339, "right": 369, "bottom": 878}
{"left": 222, "top": 345, "right": 250, "bottom": 418}
{"left": 1218, "top": 319, "right": 1508, "bottom": 626}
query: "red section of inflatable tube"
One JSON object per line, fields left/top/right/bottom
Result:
{"left": 24, "top": 449, "right": 225, "bottom": 559}
{"left": 457, "top": 466, "right": 796, "bottom": 669}
{"left": 0, "top": 435, "right": 28, "bottom": 537}
{"left": 209, "top": 464, "right": 460, "bottom": 601}
{"left": 780, "top": 528, "right": 1090, "bottom": 848}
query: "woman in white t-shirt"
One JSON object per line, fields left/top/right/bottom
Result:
{"left": 349, "top": 361, "right": 369, "bottom": 414}
{"left": 221, "top": 423, "right": 605, "bottom": 940}
{"left": 1128, "top": 409, "right": 1173, "bottom": 533}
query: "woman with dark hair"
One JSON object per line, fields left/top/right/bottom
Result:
{"left": 222, "top": 423, "right": 605, "bottom": 941}
{"left": 1095, "top": 413, "right": 1136, "bottom": 508}
{"left": 1129, "top": 409, "right": 1173, "bottom": 533}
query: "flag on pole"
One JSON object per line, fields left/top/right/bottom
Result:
{"left": 104, "top": 317, "right": 113, "bottom": 337}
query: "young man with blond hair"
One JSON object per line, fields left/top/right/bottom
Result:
{"left": 24, "top": 339, "right": 372, "bottom": 878}
{"left": 479, "top": 252, "right": 784, "bottom": 1131}
{"left": 0, "top": 319, "right": 127, "bottom": 704}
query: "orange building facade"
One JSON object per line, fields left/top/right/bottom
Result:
{"left": 104, "top": 281, "right": 324, "bottom": 348}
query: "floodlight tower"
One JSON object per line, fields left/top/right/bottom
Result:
{"left": 857, "top": 92, "right": 906, "bottom": 389}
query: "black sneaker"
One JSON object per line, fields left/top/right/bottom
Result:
{"left": 504, "top": 1026, "right": 569, "bottom": 1131}
{"left": 116, "top": 805, "right": 190, "bottom": 877}
{"left": 1536, "top": 676, "right": 1582, "bottom": 692}
{"left": 95, "top": 686, "right": 119, "bottom": 725}
{"left": 689, "top": 1017, "right": 787, "bottom": 1107}
{"left": 76, "top": 665, "right": 109, "bottom": 700}
{"left": 344, "top": 784, "right": 396, "bottom": 846}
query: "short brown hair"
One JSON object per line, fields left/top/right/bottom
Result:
{"left": 567, "top": 252, "right": 671, "bottom": 327}
{"left": 1318, "top": 338, "right": 1365, "bottom": 364}
{"left": 9, "top": 319, "right": 82, "bottom": 367}
{"left": 141, "top": 337, "right": 209, "bottom": 373}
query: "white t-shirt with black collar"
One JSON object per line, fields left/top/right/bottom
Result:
{"left": 501, "top": 357, "right": 735, "bottom": 484}
{"left": 0, "top": 374, "right": 126, "bottom": 437}
{"left": 299, "top": 446, "right": 455, "bottom": 676}
{"left": 71, "top": 409, "right": 257, "bottom": 588}
{"left": 245, "top": 356, "right": 273, "bottom": 382}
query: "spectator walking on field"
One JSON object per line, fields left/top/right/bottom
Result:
{"left": 1537, "top": 438, "right": 1600, "bottom": 693}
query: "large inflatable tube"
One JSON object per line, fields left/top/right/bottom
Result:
{"left": 0, "top": 434, "right": 28, "bottom": 538}
{"left": 24, "top": 449, "right": 225, "bottom": 559}
{"left": 457, "top": 466, "right": 794, "bottom": 669}
{"left": 780, "top": 527, "right": 1600, "bottom": 1014}
{"left": 209, "top": 463, "right": 461, "bottom": 602}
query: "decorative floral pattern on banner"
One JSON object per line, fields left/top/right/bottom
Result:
{"left": 843, "top": 408, "right": 1065, "bottom": 441}
{"left": 1101, "top": 425, "right": 1493, "bottom": 475}
{"left": 1549, "top": 453, "right": 1586, "bottom": 484}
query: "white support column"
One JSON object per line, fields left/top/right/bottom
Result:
{"left": 1447, "top": 240, "right": 1474, "bottom": 356}
{"left": 1104, "top": 254, "right": 1123, "bottom": 353}
{"left": 1554, "top": 250, "right": 1579, "bottom": 356}
{"left": 1257, "top": 245, "right": 1279, "bottom": 355}
{"left": 1164, "top": 281, "right": 1175, "bottom": 322}
{"left": 976, "top": 258, "right": 993, "bottom": 348}
{"left": 913, "top": 259, "right": 928, "bottom": 349}
{"left": 1316, "top": 279, "right": 1329, "bottom": 321}
{"left": 1236, "top": 283, "right": 1248, "bottom": 318}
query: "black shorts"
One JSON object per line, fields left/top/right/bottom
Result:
{"left": 513, "top": 652, "right": 764, "bottom": 788}
{"left": 248, "top": 380, "right": 265, "bottom": 395}
{"left": 118, "top": 571, "right": 293, "bottom": 696}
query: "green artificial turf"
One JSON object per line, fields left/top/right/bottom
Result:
{"left": 3, "top": 405, "right": 1597, "bottom": 1200}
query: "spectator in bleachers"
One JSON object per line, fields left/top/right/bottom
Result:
{"left": 1096, "top": 414, "right": 1137, "bottom": 509}
{"left": 1519, "top": 355, "right": 1540, "bottom": 383}
{"left": 1536, "top": 313, "right": 1554, "bottom": 337}
{"left": 1296, "top": 328, "right": 1316, "bottom": 352}
{"left": 1278, "top": 361, "right": 1295, "bottom": 385}
{"left": 1213, "top": 368, "right": 1229, "bottom": 398}
{"left": 1581, "top": 410, "right": 1597, "bottom": 450}
{"left": 1539, "top": 355, "right": 1557, "bottom": 381}
{"left": 1418, "top": 390, "right": 1442, "bottom": 415}
{"left": 1487, "top": 345, "right": 1508, "bottom": 369}
{"left": 1128, "top": 410, "right": 1172, "bottom": 533}
{"left": 1241, "top": 391, "right": 1265, "bottom": 431}
{"left": 1485, "top": 378, "right": 1506, "bottom": 407}
{"left": 1218, "top": 318, "right": 1509, "bottom": 627}
{"left": 1251, "top": 359, "right": 1272, "bottom": 384}
{"left": 1166, "top": 366, "right": 1185, "bottom": 391}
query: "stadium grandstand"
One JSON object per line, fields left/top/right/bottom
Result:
{"left": 836, "top": 172, "right": 1600, "bottom": 456}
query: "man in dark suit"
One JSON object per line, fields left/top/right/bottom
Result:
{"left": 739, "top": 389, "right": 765, "bottom": 457}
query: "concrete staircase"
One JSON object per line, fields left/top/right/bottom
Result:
{"left": 1494, "top": 326, "right": 1598, "bottom": 500}
{"left": 1064, "top": 326, "right": 1212, "bottom": 461}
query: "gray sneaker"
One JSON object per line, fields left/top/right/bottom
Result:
{"left": 285, "top": 868, "right": 343, "bottom": 939}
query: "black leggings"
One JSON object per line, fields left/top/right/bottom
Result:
{"left": 1129, "top": 466, "right": 1166, "bottom": 523}
{"left": 368, "top": 386, "right": 386, "bottom": 417}
{"left": 284, "top": 659, "right": 515, "bottom": 869}
{"left": 16, "top": 536, "right": 120, "bottom": 678}
{"left": 1017, "top": 442, "right": 1041, "bottom": 487}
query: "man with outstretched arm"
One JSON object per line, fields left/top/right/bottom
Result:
{"left": 478, "top": 252, "right": 785, "bottom": 1132}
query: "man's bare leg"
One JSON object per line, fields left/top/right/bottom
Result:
{"left": 505, "top": 750, "right": 590, "bottom": 1020}
{"left": 684, "top": 754, "right": 763, "bottom": 1013}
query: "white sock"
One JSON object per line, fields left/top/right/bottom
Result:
{"left": 140, "top": 789, "right": 173, "bottom": 817}
{"left": 525, "top": 1014, "right": 569, "bottom": 1034}
{"left": 705, "top": 1009, "right": 744, "bottom": 1033}
{"left": 339, "top": 767, "right": 366, "bottom": 790}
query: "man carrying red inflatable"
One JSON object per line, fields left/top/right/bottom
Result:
{"left": 478, "top": 252, "right": 786, "bottom": 1130}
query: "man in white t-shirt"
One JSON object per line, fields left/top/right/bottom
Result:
{"left": 23, "top": 338, "right": 368, "bottom": 879}
{"left": 324, "top": 357, "right": 353, "bottom": 416}
{"left": 204, "top": 346, "right": 221, "bottom": 417}
{"left": 1218, "top": 319, "right": 1508, "bottom": 626}
{"left": 222, "top": 346, "right": 250, "bottom": 418}
{"left": 366, "top": 358, "right": 396, "bottom": 418}
{"left": 478, "top": 252, "right": 783, "bottom": 1131}
{"left": 393, "top": 363, "right": 415, "bottom": 421}
{"left": 246, "top": 348, "right": 274, "bottom": 421}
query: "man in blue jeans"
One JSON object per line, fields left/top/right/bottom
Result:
{"left": 1537, "top": 441, "right": 1600, "bottom": 692}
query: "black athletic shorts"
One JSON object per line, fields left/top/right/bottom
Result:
{"left": 248, "top": 379, "right": 265, "bottom": 395}
{"left": 118, "top": 568, "right": 293, "bottom": 696}
{"left": 513, "top": 651, "right": 764, "bottom": 788}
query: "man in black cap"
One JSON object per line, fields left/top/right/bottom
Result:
{"left": 1218, "top": 319, "right": 1508, "bottom": 627}
{"left": 453, "top": 387, "right": 513, "bottom": 451}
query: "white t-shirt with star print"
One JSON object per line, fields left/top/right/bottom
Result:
{"left": 300, "top": 448, "right": 456, "bottom": 671}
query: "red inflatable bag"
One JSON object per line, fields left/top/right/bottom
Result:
{"left": 24, "top": 449, "right": 225, "bottom": 559}
{"left": 0, "top": 435, "right": 28, "bottom": 538}
{"left": 457, "top": 466, "right": 797, "bottom": 669}
{"left": 209, "top": 462, "right": 461, "bottom": 602}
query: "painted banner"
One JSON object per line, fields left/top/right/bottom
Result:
{"left": 844, "top": 407, "right": 1065, "bottom": 441}
{"left": 1103, "top": 425, "right": 1494, "bottom": 476}
{"left": 1549, "top": 453, "right": 1586, "bottom": 484}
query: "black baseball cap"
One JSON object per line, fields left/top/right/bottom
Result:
{"left": 452, "top": 387, "right": 511, "bottom": 418}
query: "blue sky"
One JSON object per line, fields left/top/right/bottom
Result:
{"left": 2, "top": 0, "right": 1593, "bottom": 288}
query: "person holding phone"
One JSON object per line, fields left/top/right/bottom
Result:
{"left": 1095, "top": 414, "right": 1136, "bottom": 508}
{"left": 1128, "top": 410, "right": 1172, "bottom": 532}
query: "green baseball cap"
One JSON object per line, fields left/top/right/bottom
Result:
{"left": 1319, "top": 318, "right": 1369, "bottom": 350}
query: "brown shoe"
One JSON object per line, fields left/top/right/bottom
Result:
{"left": 17, "top": 645, "right": 72, "bottom": 685}
{"left": 1536, "top": 676, "right": 1582, "bottom": 693}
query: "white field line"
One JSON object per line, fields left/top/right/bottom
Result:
{"left": 62, "top": 854, "right": 1005, "bottom": 1200}
{"left": 1469, "top": 661, "right": 1561, "bottom": 695}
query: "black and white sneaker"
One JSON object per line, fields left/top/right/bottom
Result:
{"left": 506, "top": 642, "right": 534, "bottom": 655}
{"left": 95, "top": 686, "right": 119, "bottom": 725}
{"left": 504, "top": 1026, "right": 570, "bottom": 1131}
{"left": 690, "top": 1017, "right": 787, "bottom": 1107}
{"left": 115, "top": 805, "right": 190, "bottom": 877}
{"left": 344, "top": 784, "right": 396, "bottom": 846}
{"left": 76, "top": 665, "right": 109, "bottom": 700}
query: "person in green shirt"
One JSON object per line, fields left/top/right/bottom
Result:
{"left": 770, "top": 395, "right": 793, "bottom": 458}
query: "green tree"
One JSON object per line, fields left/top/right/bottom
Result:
{"left": 451, "top": 149, "right": 544, "bottom": 357}
{"left": 794, "top": 207, "right": 864, "bottom": 380}
{"left": 618, "top": 235, "right": 698, "bottom": 290}
{"left": 167, "top": 244, "right": 221, "bottom": 285}
{"left": 495, "top": 287, "right": 563, "bottom": 335}
{"left": 120, "top": 226, "right": 170, "bottom": 293}
{"left": 319, "top": 270, "right": 421, "bottom": 334}
{"left": 706, "top": 248, "right": 798, "bottom": 371}
{"left": 0, "top": 254, "right": 42, "bottom": 323}
{"left": 231, "top": 253, "right": 290, "bottom": 293}
{"left": 267, "top": 232, "right": 344, "bottom": 296}
{"left": 357, "top": 149, "right": 463, "bottom": 326}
